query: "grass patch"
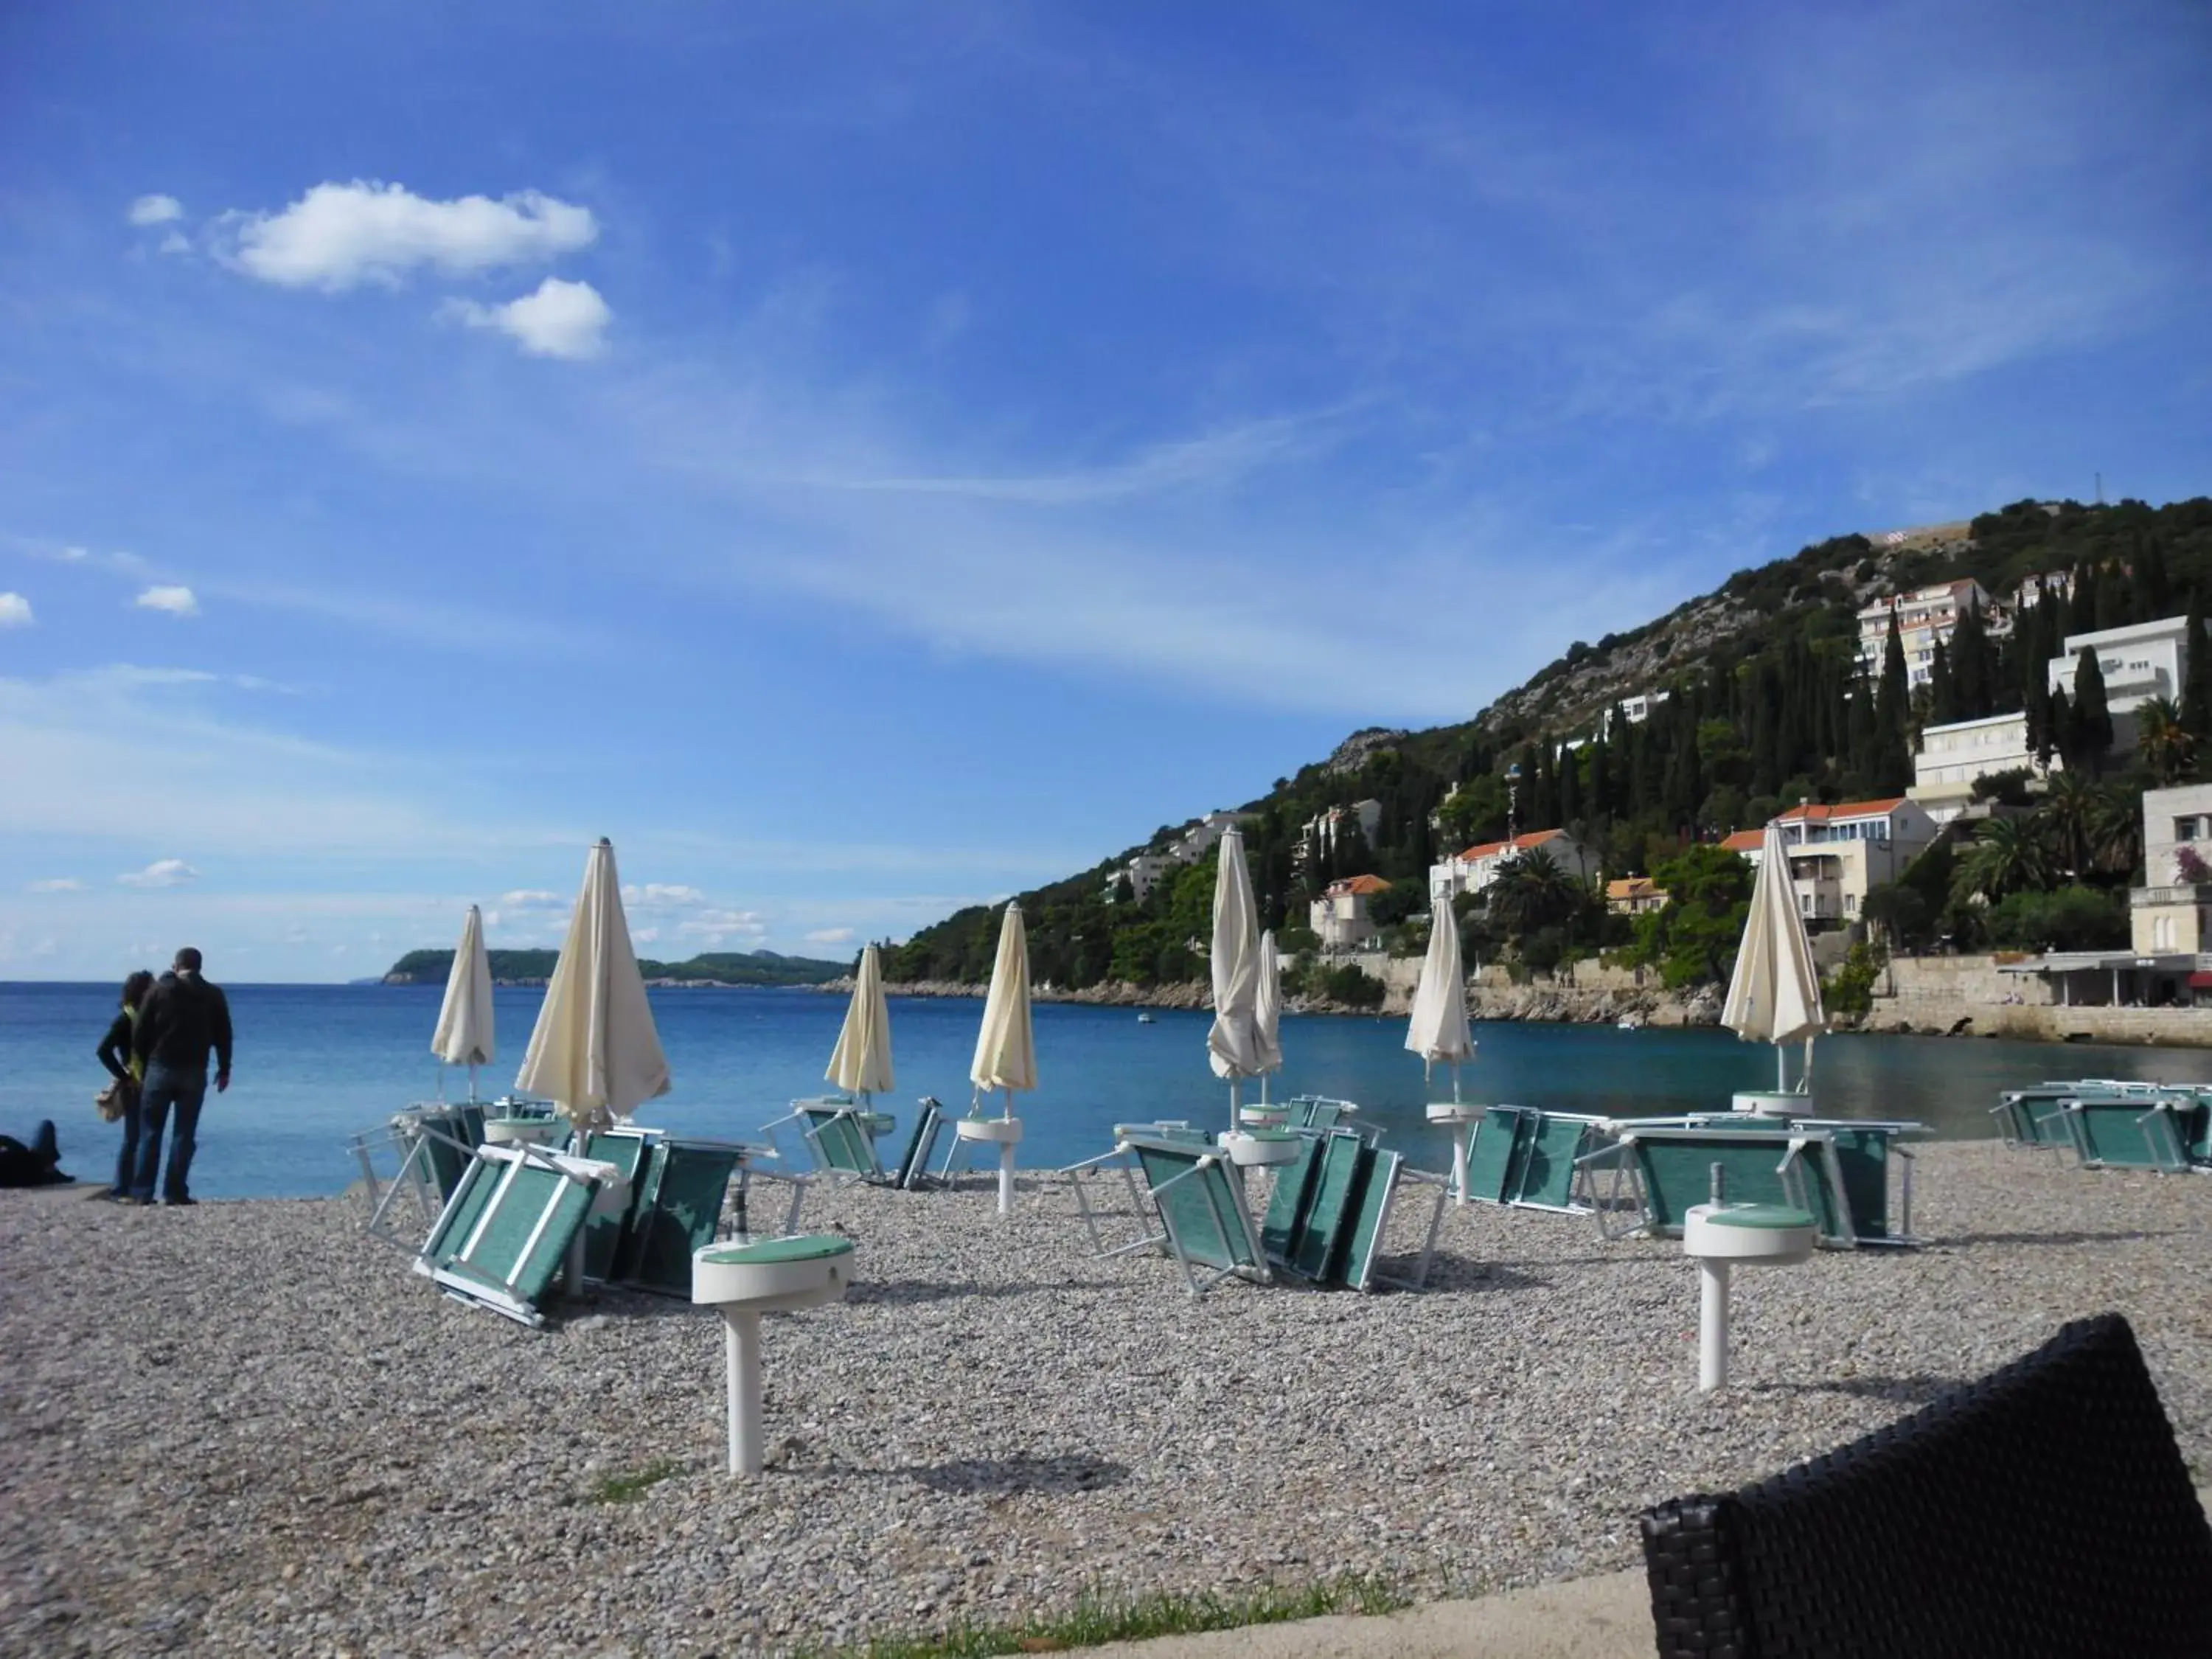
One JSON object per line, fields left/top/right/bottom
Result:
{"left": 588, "top": 1458, "right": 681, "bottom": 1505}
{"left": 803, "top": 1575, "right": 1408, "bottom": 1658}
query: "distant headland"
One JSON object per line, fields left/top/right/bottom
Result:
{"left": 381, "top": 947, "right": 852, "bottom": 990}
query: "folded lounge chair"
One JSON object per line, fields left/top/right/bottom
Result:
{"left": 1584, "top": 1121, "right": 1863, "bottom": 1247}
{"left": 1257, "top": 1130, "right": 1449, "bottom": 1291}
{"left": 1641, "top": 1312, "right": 2212, "bottom": 1659}
{"left": 1992, "top": 1085, "right": 2085, "bottom": 1150}
{"left": 2056, "top": 1091, "right": 2204, "bottom": 1173}
{"left": 412, "top": 1142, "right": 625, "bottom": 1326}
{"left": 1127, "top": 1135, "right": 1271, "bottom": 1295}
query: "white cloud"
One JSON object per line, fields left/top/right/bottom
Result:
{"left": 498, "top": 888, "right": 566, "bottom": 909}
{"left": 803, "top": 927, "right": 855, "bottom": 946}
{"left": 622, "top": 883, "right": 706, "bottom": 907}
{"left": 631, "top": 925, "right": 661, "bottom": 945}
{"left": 223, "top": 181, "right": 597, "bottom": 291}
{"left": 118, "top": 859, "right": 198, "bottom": 888}
{"left": 135, "top": 585, "right": 199, "bottom": 616}
{"left": 0, "top": 593, "right": 30, "bottom": 628}
{"left": 677, "top": 908, "right": 767, "bottom": 946}
{"left": 159, "top": 232, "right": 191, "bottom": 257}
{"left": 445, "top": 278, "right": 611, "bottom": 360}
{"left": 128, "top": 194, "right": 184, "bottom": 226}
{"left": 27, "top": 878, "right": 84, "bottom": 892}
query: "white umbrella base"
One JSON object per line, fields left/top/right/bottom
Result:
{"left": 1683, "top": 1203, "right": 1815, "bottom": 1392}
{"left": 692, "top": 1238, "right": 855, "bottom": 1475}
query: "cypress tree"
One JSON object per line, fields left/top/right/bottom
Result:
{"left": 2183, "top": 599, "right": 2212, "bottom": 763}
{"left": 1928, "top": 637, "right": 1959, "bottom": 726}
{"left": 1876, "top": 613, "right": 1913, "bottom": 790}
{"left": 2071, "top": 646, "right": 2114, "bottom": 773}
{"left": 1558, "top": 741, "right": 1582, "bottom": 827}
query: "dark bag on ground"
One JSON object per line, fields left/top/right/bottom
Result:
{"left": 0, "top": 1121, "right": 69, "bottom": 1188}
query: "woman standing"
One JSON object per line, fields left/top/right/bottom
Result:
{"left": 95, "top": 971, "right": 156, "bottom": 1202}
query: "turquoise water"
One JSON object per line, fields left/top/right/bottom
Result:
{"left": 4, "top": 980, "right": 2203, "bottom": 1199}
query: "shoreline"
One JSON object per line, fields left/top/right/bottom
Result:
{"left": 3, "top": 1141, "right": 2205, "bottom": 1655}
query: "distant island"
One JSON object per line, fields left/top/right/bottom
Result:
{"left": 383, "top": 947, "right": 853, "bottom": 988}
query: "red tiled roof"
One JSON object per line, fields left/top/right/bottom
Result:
{"left": 1458, "top": 828, "right": 1565, "bottom": 861}
{"left": 1773, "top": 798, "right": 1906, "bottom": 823}
{"left": 1719, "top": 828, "right": 1764, "bottom": 852}
{"left": 1326, "top": 874, "right": 1392, "bottom": 896}
{"left": 1606, "top": 877, "right": 1666, "bottom": 900}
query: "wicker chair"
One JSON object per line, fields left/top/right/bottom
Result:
{"left": 1641, "top": 1312, "right": 2212, "bottom": 1658}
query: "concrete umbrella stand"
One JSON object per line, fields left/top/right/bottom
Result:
{"left": 1425, "top": 1100, "right": 1485, "bottom": 1204}
{"left": 1681, "top": 1202, "right": 1816, "bottom": 1391}
{"left": 692, "top": 1236, "right": 855, "bottom": 1475}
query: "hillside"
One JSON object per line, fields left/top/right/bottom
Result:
{"left": 383, "top": 947, "right": 852, "bottom": 987}
{"left": 886, "top": 494, "right": 2212, "bottom": 990}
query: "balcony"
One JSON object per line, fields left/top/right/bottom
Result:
{"left": 2131, "top": 886, "right": 2212, "bottom": 908}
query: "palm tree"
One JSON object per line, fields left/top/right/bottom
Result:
{"left": 2135, "top": 695, "right": 2194, "bottom": 786}
{"left": 2037, "top": 773, "right": 2131, "bottom": 878}
{"left": 1953, "top": 815, "right": 2054, "bottom": 905}
{"left": 1484, "top": 849, "right": 1582, "bottom": 937}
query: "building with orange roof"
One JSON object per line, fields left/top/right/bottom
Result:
{"left": 1605, "top": 875, "right": 1669, "bottom": 916}
{"left": 1311, "top": 874, "right": 1394, "bottom": 950}
{"left": 1739, "top": 797, "right": 1938, "bottom": 924}
{"left": 1427, "top": 826, "right": 1598, "bottom": 909}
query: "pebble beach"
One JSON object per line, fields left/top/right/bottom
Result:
{"left": 3, "top": 1141, "right": 2207, "bottom": 1658}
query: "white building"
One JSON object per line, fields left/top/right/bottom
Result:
{"left": 1726, "top": 798, "right": 1939, "bottom": 923}
{"left": 1310, "top": 874, "right": 1391, "bottom": 951}
{"left": 1427, "top": 827, "right": 1598, "bottom": 909}
{"left": 2013, "top": 569, "right": 2076, "bottom": 610}
{"left": 2047, "top": 614, "right": 2196, "bottom": 720}
{"left": 1300, "top": 799, "right": 1382, "bottom": 867}
{"left": 2133, "top": 783, "right": 2212, "bottom": 955}
{"left": 1908, "top": 710, "right": 2056, "bottom": 824}
{"left": 1105, "top": 849, "right": 1175, "bottom": 904}
{"left": 1857, "top": 579, "right": 1999, "bottom": 689}
{"left": 1173, "top": 810, "right": 1254, "bottom": 863}
{"left": 1615, "top": 690, "right": 1669, "bottom": 726}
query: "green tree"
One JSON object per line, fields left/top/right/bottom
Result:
{"left": 1859, "top": 882, "right": 1932, "bottom": 951}
{"left": 1484, "top": 847, "right": 1582, "bottom": 937}
{"left": 2136, "top": 695, "right": 2194, "bottom": 786}
{"left": 1621, "top": 843, "right": 1756, "bottom": 988}
{"left": 2067, "top": 646, "right": 2114, "bottom": 773}
{"left": 1952, "top": 815, "right": 2054, "bottom": 905}
{"left": 2037, "top": 773, "right": 2131, "bottom": 880}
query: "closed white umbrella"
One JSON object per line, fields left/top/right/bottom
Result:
{"left": 515, "top": 838, "right": 672, "bottom": 1135}
{"left": 431, "top": 904, "right": 495, "bottom": 1099}
{"left": 1405, "top": 903, "right": 1475, "bottom": 1096}
{"left": 1723, "top": 819, "right": 1828, "bottom": 1093}
{"left": 967, "top": 902, "right": 1035, "bottom": 1216}
{"left": 1253, "top": 929, "right": 1284, "bottom": 1104}
{"left": 1206, "top": 828, "right": 1263, "bottom": 1130}
{"left": 826, "top": 943, "right": 894, "bottom": 1104}
{"left": 1407, "top": 902, "right": 1479, "bottom": 1202}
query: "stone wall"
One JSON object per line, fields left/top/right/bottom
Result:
{"left": 1861, "top": 952, "right": 2212, "bottom": 1047}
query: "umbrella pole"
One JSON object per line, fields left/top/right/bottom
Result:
{"left": 1452, "top": 1062, "right": 1461, "bottom": 1105}
{"left": 1776, "top": 1046, "right": 1787, "bottom": 1092}
{"left": 1230, "top": 1077, "right": 1241, "bottom": 1133}
{"left": 998, "top": 1087, "right": 1015, "bottom": 1219}
{"left": 467, "top": 1062, "right": 478, "bottom": 1105}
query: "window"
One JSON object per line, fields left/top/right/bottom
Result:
{"left": 2178, "top": 818, "right": 2199, "bottom": 843}
{"left": 1845, "top": 893, "right": 1858, "bottom": 914}
{"left": 1798, "top": 892, "right": 1812, "bottom": 916}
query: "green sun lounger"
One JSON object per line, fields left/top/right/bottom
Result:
{"left": 1128, "top": 1135, "right": 1270, "bottom": 1295}
{"left": 2059, "top": 1093, "right": 2202, "bottom": 1173}
{"left": 578, "top": 1128, "right": 659, "bottom": 1280}
{"left": 1337, "top": 1145, "right": 1450, "bottom": 1292}
{"left": 1993, "top": 1086, "right": 2090, "bottom": 1149}
{"left": 1462, "top": 1105, "right": 1532, "bottom": 1205}
{"left": 1585, "top": 1121, "right": 1858, "bottom": 1247}
{"left": 616, "top": 1138, "right": 744, "bottom": 1295}
{"left": 1507, "top": 1110, "right": 1605, "bottom": 1211}
{"left": 413, "top": 1144, "right": 615, "bottom": 1326}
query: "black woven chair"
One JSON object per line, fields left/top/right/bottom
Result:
{"left": 1641, "top": 1312, "right": 2212, "bottom": 1658}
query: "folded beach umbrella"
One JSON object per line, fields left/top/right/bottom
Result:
{"left": 970, "top": 902, "right": 1036, "bottom": 1116}
{"left": 515, "top": 838, "right": 672, "bottom": 1134}
{"left": 1206, "top": 827, "right": 1263, "bottom": 1128}
{"left": 826, "top": 942, "right": 894, "bottom": 1105}
{"left": 431, "top": 903, "right": 495, "bottom": 1099}
{"left": 1253, "top": 929, "right": 1284, "bottom": 1104}
{"left": 1405, "top": 902, "right": 1475, "bottom": 1099}
{"left": 1723, "top": 818, "right": 1828, "bottom": 1091}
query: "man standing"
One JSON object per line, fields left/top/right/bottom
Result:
{"left": 130, "top": 947, "right": 233, "bottom": 1206}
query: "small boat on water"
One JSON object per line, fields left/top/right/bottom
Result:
{"left": 1136, "top": 1011, "right": 1157, "bottom": 1024}
{"left": 1617, "top": 1015, "right": 1641, "bottom": 1031}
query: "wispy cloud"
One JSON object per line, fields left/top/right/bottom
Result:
{"left": 498, "top": 888, "right": 566, "bottom": 910}
{"left": 118, "top": 858, "right": 198, "bottom": 888}
{"left": 678, "top": 907, "right": 768, "bottom": 946}
{"left": 218, "top": 181, "right": 597, "bottom": 291}
{"left": 623, "top": 883, "right": 706, "bottom": 907}
{"left": 135, "top": 584, "right": 199, "bottom": 616}
{"left": 0, "top": 593, "right": 30, "bottom": 627}
{"left": 26, "top": 877, "right": 84, "bottom": 892}
{"left": 803, "top": 926, "right": 855, "bottom": 946}
{"left": 128, "top": 194, "right": 184, "bottom": 227}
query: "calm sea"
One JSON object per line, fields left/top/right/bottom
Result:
{"left": 2, "top": 981, "right": 2201, "bottom": 1200}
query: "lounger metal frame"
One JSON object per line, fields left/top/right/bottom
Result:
{"left": 2059, "top": 1092, "right": 2207, "bottom": 1174}
{"left": 1580, "top": 1124, "right": 1860, "bottom": 1248}
{"left": 411, "top": 1141, "right": 606, "bottom": 1327}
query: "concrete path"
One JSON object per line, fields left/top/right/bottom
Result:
{"left": 1091, "top": 1571, "right": 1652, "bottom": 1659}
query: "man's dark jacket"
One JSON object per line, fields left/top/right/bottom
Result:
{"left": 133, "top": 970, "right": 234, "bottom": 1076}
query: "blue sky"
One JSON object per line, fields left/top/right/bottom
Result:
{"left": 2, "top": 1, "right": 2208, "bottom": 982}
